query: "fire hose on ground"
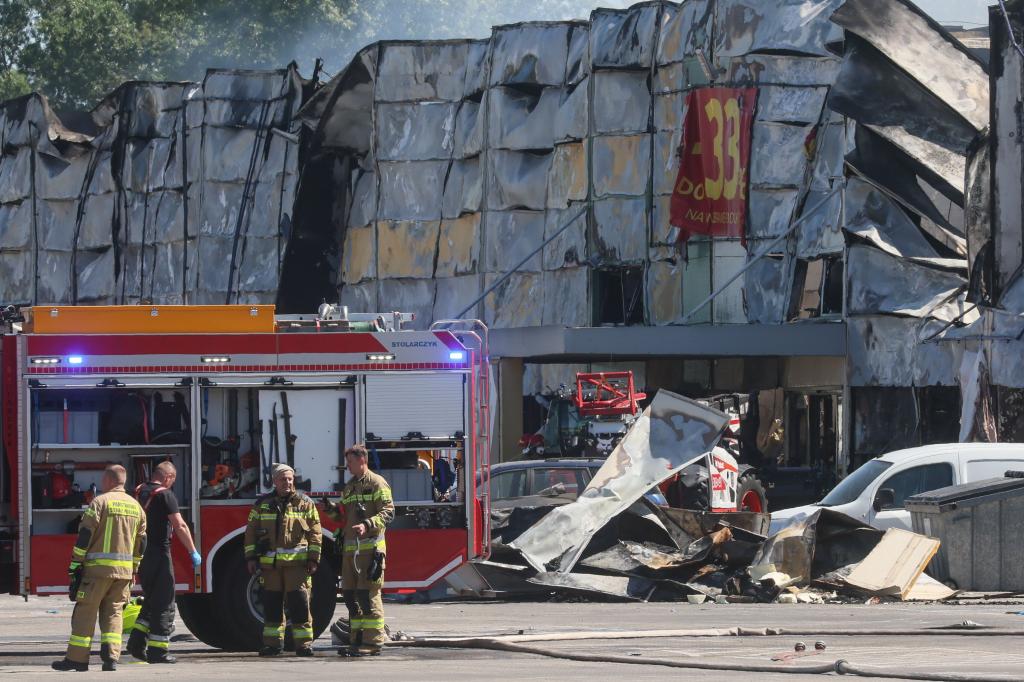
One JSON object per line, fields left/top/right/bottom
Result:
{"left": 385, "top": 626, "right": 1024, "bottom": 682}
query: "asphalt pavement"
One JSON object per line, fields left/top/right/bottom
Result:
{"left": 1, "top": 597, "right": 1023, "bottom": 680}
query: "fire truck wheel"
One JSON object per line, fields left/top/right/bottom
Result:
{"left": 213, "top": 543, "right": 338, "bottom": 651}
{"left": 176, "top": 594, "right": 233, "bottom": 650}
{"left": 736, "top": 473, "right": 768, "bottom": 513}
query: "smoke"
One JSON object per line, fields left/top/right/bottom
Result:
{"left": 289, "top": 0, "right": 638, "bottom": 79}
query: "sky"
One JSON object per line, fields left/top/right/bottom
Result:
{"left": 916, "top": 0, "right": 991, "bottom": 27}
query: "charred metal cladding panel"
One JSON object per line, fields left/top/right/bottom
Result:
{"left": 0, "top": 67, "right": 304, "bottom": 306}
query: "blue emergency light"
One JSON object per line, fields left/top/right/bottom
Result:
{"left": 67, "top": 356, "right": 84, "bottom": 365}
{"left": 449, "top": 351, "right": 465, "bottom": 361}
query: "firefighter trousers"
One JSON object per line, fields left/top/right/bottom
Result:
{"left": 259, "top": 565, "right": 313, "bottom": 649}
{"left": 66, "top": 576, "right": 131, "bottom": 664}
{"left": 342, "top": 550, "right": 385, "bottom": 647}
{"left": 129, "top": 552, "right": 176, "bottom": 658}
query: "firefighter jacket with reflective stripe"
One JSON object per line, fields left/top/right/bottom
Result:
{"left": 244, "top": 492, "right": 322, "bottom": 567}
{"left": 73, "top": 486, "right": 147, "bottom": 579}
{"left": 326, "top": 471, "right": 394, "bottom": 553}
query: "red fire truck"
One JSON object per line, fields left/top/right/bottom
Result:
{"left": 0, "top": 304, "right": 491, "bottom": 649}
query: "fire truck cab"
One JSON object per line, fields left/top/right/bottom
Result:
{"left": 0, "top": 304, "right": 491, "bottom": 650}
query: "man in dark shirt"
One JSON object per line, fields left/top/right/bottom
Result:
{"left": 126, "top": 462, "right": 201, "bottom": 663}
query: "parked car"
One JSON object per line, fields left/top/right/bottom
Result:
{"left": 769, "top": 443, "right": 1024, "bottom": 534}
{"left": 481, "top": 458, "right": 668, "bottom": 508}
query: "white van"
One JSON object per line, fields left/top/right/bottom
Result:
{"left": 769, "top": 443, "right": 1024, "bottom": 534}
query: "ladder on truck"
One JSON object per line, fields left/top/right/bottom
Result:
{"left": 431, "top": 319, "right": 492, "bottom": 560}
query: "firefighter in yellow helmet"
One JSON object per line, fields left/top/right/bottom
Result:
{"left": 324, "top": 444, "right": 394, "bottom": 657}
{"left": 244, "top": 463, "right": 322, "bottom": 656}
{"left": 52, "top": 465, "right": 147, "bottom": 672}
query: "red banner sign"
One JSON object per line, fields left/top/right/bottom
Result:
{"left": 670, "top": 87, "right": 758, "bottom": 246}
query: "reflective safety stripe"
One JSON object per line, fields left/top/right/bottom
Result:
{"left": 349, "top": 618, "right": 363, "bottom": 631}
{"left": 83, "top": 507, "right": 98, "bottom": 521}
{"left": 86, "top": 558, "right": 134, "bottom": 569}
{"left": 71, "top": 546, "right": 87, "bottom": 558}
{"left": 244, "top": 544, "right": 256, "bottom": 554}
{"left": 342, "top": 490, "right": 391, "bottom": 504}
{"left": 361, "top": 619, "right": 385, "bottom": 630}
{"left": 147, "top": 635, "right": 170, "bottom": 649}
{"left": 87, "top": 551, "right": 132, "bottom": 562}
{"left": 263, "top": 626, "right": 284, "bottom": 636}
{"left": 343, "top": 536, "right": 385, "bottom": 552}
{"left": 133, "top": 621, "right": 151, "bottom": 634}
{"left": 68, "top": 634, "right": 92, "bottom": 648}
{"left": 292, "top": 627, "right": 314, "bottom": 639}
{"left": 100, "top": 632, "right": 121, "bottom": 645}
{"left": 103, "top": 515, "right": 113, "bottom": 553}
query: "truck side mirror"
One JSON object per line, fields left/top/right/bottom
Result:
{"left": 873, "top": 487, "right": 896, "bottom": 512}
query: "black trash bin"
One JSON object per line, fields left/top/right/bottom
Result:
{"left": 906, "top": 474, "right": 1024, "bottom": 591}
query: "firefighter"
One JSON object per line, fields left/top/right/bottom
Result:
{"left": 324, "top": 444, "right": 394, "bottom": 657}
{"left": 52, "top": 465, "right": 147, "bottom": 672}
{"left": 127, "top": 461, "right": 202, "bottom": 664}
{"left": 244, "top": 463, "right": 322, "bottom": 657}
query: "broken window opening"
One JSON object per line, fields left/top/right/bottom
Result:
{"left": 917, "top": 386, "right": 961, "bottom": 445}
{"left": 594, "top": 266, "right": 644, "bottom": 326}
{"left": 787, "top": 256, "right": 842, "bottom": 320}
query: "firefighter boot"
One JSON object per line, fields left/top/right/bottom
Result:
{"left": 100, "top": 644, "right": 116, "bottom": 672}
{"left": 125, "top": 629, "right": 147, "bottom": 661}
{"left": 51, "top": 658, "right": 89, "bottom": 672}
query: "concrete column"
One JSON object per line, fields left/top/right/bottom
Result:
{"left": 497, "top": 357, "right": 524, "bottom": 464}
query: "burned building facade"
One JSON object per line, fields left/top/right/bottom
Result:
{"left": 0, "top": 0, "right": 1001, "bottom": 492}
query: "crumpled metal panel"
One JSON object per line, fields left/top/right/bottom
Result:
{"left": 0, "top": 148, "right": 32, "bottom": 202}
{"left": 349, "top": 169, "right": 376, "bottom": 228}
{"left": 546, "top": 142, "right": 587, "bottom": 210}
{"left": 75, "top": 248, "right": 115, "bottom": 302}
{"left": 527, "top": 571, "right": 655, "bottom": 601}
{"left": 485, "top": 272, "right": 543, "bottom": 328}
{"left": 463, "top": 41, "right": 490, "bottom": 98}
{"left": 543, "top": 267, "right": 588, "bottom": 327}
{"left": 566, "top": 24, "right": 590, "bottom": 86}
{"left": 375, "top": 42, "right": 470, "bottom": 102}
{"left": 340, "top": 281, "right": 378, "bottom": 314}
{"left": 755, "top": 86, "right": 827, "bottom": 124}
{"left": 38, "top": 250, "right": 72, "bottom": 302}
{"left": 0, "top": 252, "right": 30, "bottom": 302}
{"left": 543, "top": 204, "right": 587, "bottom": 269}
{"left": 829, "top": 36, "right": 977, "bottom": 198}
{"left": 594, "top": 197, "right": 648, "bottom": 263}
{"left": 592, "top": 134, "right": 650, "bottom": 198}
{"left": 657, "top": 0, "right": 713, "bottom": 65}
{"left": 590, "top": 5, "right": 659, "bottom": 70}
{"left": 847, "top": 315, "right": 957, "bottom": 387}
{"left": 437, "top": 213, "right": 480, "bottom": 277}
{"left": 592, "top": 71, "right": 651, "bottom": 135}
{"left": 93, "top": 83, "right": 188, "bottom": 137}
{"left": 378, "top": 160, "right": 447, "bottom": 220}
{"left": 489, "top": 24, "right": 570, "bottom": 87}
{"left": 36, "top": 149, "right": 91, "bottom": 200}
{"left": 311, "top": 48, "right": 375, "bottom": 152}
{"left": 831, "top": 0, "right": 989, "bottom": 132}
{"left": 487, "top": 87, "right": 558, "bottom": 150}
{"left": 809, "top": 121, "right": 847, "bottom": 191}
{"left": 795, "top": 189, "right": 843, "bottom": 257}
{"left": 376, "top": 220, "right": 439, "bottom": 279}
{"left": 653, "top": 131, "right": 680, "bottom": 196}
{"left": 376, "top": 102, "right": 456, "bottom": 161}
{"left": 453, "top": 100, "right": 483, "bottom": 157}
{"left": 38, "top": 200, "right": 77, "bottom": 251}
{"left": 653, "top": 92, "right": 685, "bottom": 131}
{"left": 744, "top": 254, "right": 791, "bottom": 324}
{"left": 718, "top": 55, "right": 840, "bottom": 87}
{"left": 844, "top": 177, "right": 948, "bottom": 262}
{"left": 553, "top": 80, "right": 589, "bottom": 143}
{"left": 487, "top": 150, "right": 552, "bottom": 211}
{"left": 378, "top": 278, "right": 436, "bottom": 330}
{"left": 511, "top": 390, "right": 728, "bottom": 573}
{"left": 713, "top": 0, "right": 842, "bottom": 58}
{"left": 0, "top": 201, "right": 31, "bottom": 250}
{"left": 847, "top": 245, "right": 967, "bottom": 322}
{"left": 647, "top": 258, "right": 683, "bottom": 325}
{"left": 342, "top": 225, "right": 376, "bottom": 284}
{"left": 433, "top": 275, "right": 481, "bottom": 321}
{"left": 748, "top": 189, "right": 798, "bottom": 239}
{"left": 442, "top": 158, "right": 482, "bottom": 218}
{"left": 750, "top": 122, "right": 813, "bottom": 187}
{"left": 484, "top": 211, "right": 545, "bottom": 273}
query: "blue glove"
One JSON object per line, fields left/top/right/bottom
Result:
{"left": 190, "top": 550, "right": 202, "bottom": 567}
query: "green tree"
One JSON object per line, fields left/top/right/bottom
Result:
{"left": 0, "top": 0, "right": 32, "bottom": 101}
